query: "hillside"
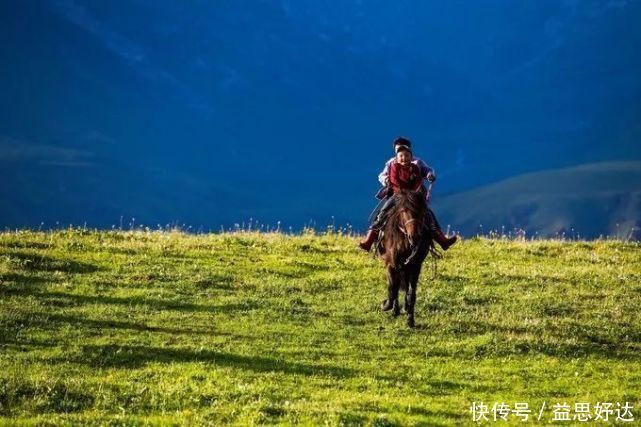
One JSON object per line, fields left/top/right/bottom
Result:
{"left": 1, "top": 230, "right": 640, "bottom": 425}
{"left": 3, "top": 1, "right": 641, "bottom": 231}
{"left": 438, "top": 161, "right": 641, "bottom": 239}
{"left": 0, "top": 137, "right": 264, "bottom": 230}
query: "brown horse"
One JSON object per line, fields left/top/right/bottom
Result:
{"left": 376, "top": 190, "right": 436, "bottom": 327}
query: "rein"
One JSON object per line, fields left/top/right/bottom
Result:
{"left": 398, "top": 217, "right": 417, "bottom": 234}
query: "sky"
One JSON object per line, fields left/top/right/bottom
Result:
{"left": 1, "top": 0, "right": 640, "bottom": 231}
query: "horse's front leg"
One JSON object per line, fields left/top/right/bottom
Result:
{"left": 381, "top": 267, "right": 400, "bottom": 316}
{"left": 405, "top": 265, "right": 420, "bottom": 328}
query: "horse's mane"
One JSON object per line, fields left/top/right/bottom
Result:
{"left": 378, "top": 190, "right": 431, "bottom": 268}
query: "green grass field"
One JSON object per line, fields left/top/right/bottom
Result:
{"left": 1, "top": 229, "right": 640, "bottom": 425}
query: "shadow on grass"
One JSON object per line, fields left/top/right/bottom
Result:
{"left": 501, "top": 273, "right": 579, "bottom": 287}
{"left": 346, "top": 401, "right": 465, "bottom": 425}
{"left": 0, "top": 335, "right": 59, "bottom": 350}
{"left": 0, "top": 288, "right": 261, "bottom": 314}
{"left": 0, "top": 380, "right": 95, "bottom": 415}
{"left": 472, "top": 335, "right": 641, "bottom": 360}
{"left": 441, "top": 319, "right": 534, "bottom": 337}
{"left": 414, "top": 319, "right": 641, "bottom": 360}
{"left": 0, "top": 241, "right": 53, "bottom": 250}
{"left": 0, "top": 272, "right": 51, "bottom": 287}
{"left": 15, "top": 312, "right": 244, "bottom": 338}
{"left": 437, "top": 274, "right": 470, "bottom": 286}
{"left": 260, "top": 268, "right": 311, "bottom": 279}
{"left": 404, "top": 405, "right": 465, "bottom": 422}
{"left": 296, "top": 243, "right": 345, "bottom": 254}
{"left": 72, "top": 344, "right": 354, "bottom": 378}
{"left": 0, "top": 311, "right": 256, "bottom": 350}
{"left": 103, "top": 246, "right": 137, "bottom": 255}
{"left": 193, "top": 273, "right": 237, "bottom": 291}
{"left": 50, "top": 313, "right": 213, "bottom": 335}
{"left": 2, "top": 251, "right": 101, "bottom": 274}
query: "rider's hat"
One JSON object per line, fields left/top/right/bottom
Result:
{"left": 395, "top": 144, "right": 412, "bottom": 154}
{"left": 393, "top": 136, "right": 412, "bottom": 152}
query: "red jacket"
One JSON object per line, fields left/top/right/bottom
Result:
{"left": 389, "top": 162, "right": 422, "bottom": 193}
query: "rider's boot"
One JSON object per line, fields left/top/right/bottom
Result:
{"left": 359, "top": 228, "right": 379, "bottom": 251}
{"left": 434, "top": 229, "right": 457, "bottom": 250}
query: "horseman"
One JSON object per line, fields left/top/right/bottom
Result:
{"left": 359, "top": 136, "right": 457, "bottom": 251}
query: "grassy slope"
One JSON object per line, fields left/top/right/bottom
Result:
{"left": 0, "top": 230, "right": 640, "bottom": 425}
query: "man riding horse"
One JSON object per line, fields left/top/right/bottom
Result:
{"left": 358, "top": 137, "right": 457, "bottom": 327}
{"left": 359, "top": 136, "right": 457, "bottom": 252}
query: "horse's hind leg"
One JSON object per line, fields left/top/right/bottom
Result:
{"left": 381, "top": 267, "right": 400, "bottom": 316}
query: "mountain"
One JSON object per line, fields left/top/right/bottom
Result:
{"left": 437, "top": 161, "right": 641, "bottom": 239}
{"left": 0, "top": 136, "right": 267, "bottom": 231}
{"left": 1, "top": 1, "right": 640, "bottom": 232}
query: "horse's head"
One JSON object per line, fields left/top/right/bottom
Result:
{"left": 380, "top": 190, "right": 429, "bottom": 267}
{"left": 395, "top": 190, "right": 427, "bottom": 246}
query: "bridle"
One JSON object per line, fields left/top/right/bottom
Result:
{"left": 398, "top": 216, "right": 423, "bottom": 246}
{"left": 397, "top": 182, "right": 432, "bottom": 237}
{"left": 398, "top": 218, "right": 416, "bottom": 232}
{"left": 397, "top": 214, "right": 426, "bottom": 266}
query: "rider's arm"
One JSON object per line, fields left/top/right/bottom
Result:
{"left": 389, "top": 162, "right": 403, "bottom": 191}
{"left": 378, "top": 158, "right": 394, "bottom": 187}
{"left": 415, "top": 158, "right": 436, "bottom": 181}
{"left": 411, "top": 164, "right": 423, "bottom": 190}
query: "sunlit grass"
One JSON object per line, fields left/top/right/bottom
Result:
{"left": 0, "top": 229, "right": 640, "bottom": 425}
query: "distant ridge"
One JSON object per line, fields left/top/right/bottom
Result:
{"left": 437, "top": 161, "right": 641, "bottom": 239}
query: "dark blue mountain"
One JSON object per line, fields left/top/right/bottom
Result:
{"left": 1, "top": 1, "right": 640, "bottom": 233}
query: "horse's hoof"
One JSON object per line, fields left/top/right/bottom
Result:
{"left": 407, "top": 317, "right": 416, "bottom": 328}
{"left": 392, "top": 305, "right": 401, "bottom": 317}
{"left": 380, "top": 299, "right": 394, "bottom": 312}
